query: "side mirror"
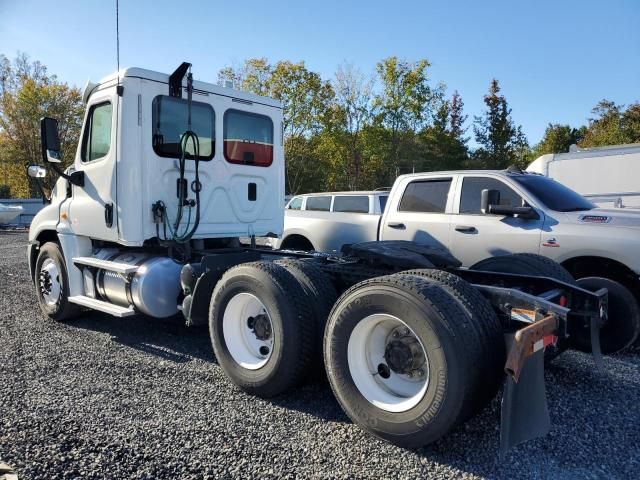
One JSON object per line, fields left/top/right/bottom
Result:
{"left": 481, "top": 189, "right": 501, "bottom": 214}
{"left": 481, "top": 188, "right": 538, "bottom": 219}
{"left": 40, "top": 117, "right": 62, "bottom": 164}
{"left": 27, "top": 165, "right": 47, "bottom": 178}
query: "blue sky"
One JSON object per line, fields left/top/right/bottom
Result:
{"left": 1, "top": 0, "right": 639, "bottom": 145}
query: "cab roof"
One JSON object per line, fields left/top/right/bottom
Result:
{"left": 84, "top": 67, "right": 282, "bottom": 109}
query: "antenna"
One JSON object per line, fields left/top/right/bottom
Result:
{"left": 116, "top": 0, "right": 120, "bottom": 76}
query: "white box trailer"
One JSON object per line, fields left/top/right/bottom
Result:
{"left": 527, "top": 143, "right": 640, "bottom": 208}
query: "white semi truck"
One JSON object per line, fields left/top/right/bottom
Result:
{"left": 27, "top": 63, "right": 610, "bottom": 456}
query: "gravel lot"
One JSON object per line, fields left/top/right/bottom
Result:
{"left": 1, "top": 231, "right": 639, "bottom": 479}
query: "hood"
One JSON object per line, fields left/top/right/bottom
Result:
{"left": 564, "top": 207, "right": 640, "bottom": 229}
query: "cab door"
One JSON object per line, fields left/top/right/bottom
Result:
{"left": 380, "top": 175, "right": 456, "bottom": 253}
{"left": 448, "top": 174, "right": 544, "bottom": 267}
{"left": 69, "top": 87, "right": 118, "bottom": 241}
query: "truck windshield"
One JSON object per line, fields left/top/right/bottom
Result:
{"left": 511, "top": 175, "right": 594, "bottom": 212}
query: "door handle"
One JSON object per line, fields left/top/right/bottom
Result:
{"left": 387, "top": 222, "right": 406, "bottom": 229}
{"left": 454, "top": 225, "right": 476, "bottom": 233}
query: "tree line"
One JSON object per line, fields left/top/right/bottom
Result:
{"left": 1, "top": 53, "right": 639, "bottom": 198}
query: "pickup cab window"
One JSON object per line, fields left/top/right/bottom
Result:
{"left": 379, "top": 195, "right": 389, "bottom": 212}
{"left": 305, "top": 196, "right": 331, "bottom": 211}
{"left": 287, "top": 197, "right": 303, "bottom": 210}
{"left": 399, "top": 179, "right": 452, "bottom": 213}
{"left": 459, "top": 177, "right": 523, "bottom": 214}
{"left": 224, "top": 109, "right": 274, "bottom": 167}
{"left": 333, "top": 195, "right": 369, "bottom": 213}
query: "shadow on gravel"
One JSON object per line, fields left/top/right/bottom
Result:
{"left": 69, "top": 310, "right": 352, "bottom": 423}
{"left": 410, "top": 350, "right": 640, "bottom": 478}
{"left": 71, "top": 312, "right": 213, "bottom": 364}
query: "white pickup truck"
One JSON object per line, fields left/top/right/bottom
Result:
{"left": 282, "top": 168, "right": 640, "bottom": 353}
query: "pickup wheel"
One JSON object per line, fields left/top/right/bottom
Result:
{"left": 471, "top": 253, "right": 576, "bottom": 359}
{"left": 324, "top": 274, "right": 481, "bottom": 448}
{"left": 209, "top": 261, "right": 314, "bottom": 397}
{"left": 401, "top": 269, "right": 505, "bottom": 410}
{"left": 574, "top": 277, "right": 640, "bottom": 353}
{"left": 472, "top": 253, "right": 576, "bottom": 284}
{"left": 34, "top": 242, "right": 82, "bottom": 321}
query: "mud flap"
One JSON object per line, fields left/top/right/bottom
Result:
{"left": 499, "top": 335, "right": 549, "bottom": 459}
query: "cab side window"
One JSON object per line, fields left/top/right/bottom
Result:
{"left": 305, "top": 196, "right": 331, "bottom": 211}
{"left": 152, "top": 95, "right": 215, "bottom": 161}
{"left": 459, "top": 177, "right": 523, "bottom": 214}
{"left": 81, "top": 102, "right": 113, "bottom": 162}
{"left": 333, "top": 195, "right": 369, "bottom": 213}
{"left": 399, "top": 179, "right": 452, "bottom": 213}
{"left": 287, "top": 197, "right": 303, "bottom": 210}
{"left": 224, "top": 109, "right": 274, "bottom": 167}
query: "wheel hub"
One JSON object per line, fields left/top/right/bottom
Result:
{"left": 38, "top": 259, "right": 61, "bottom": 306}
{"left": 384, "top": 328, "right": 426, "bottom": 375}
{"left": 248, "top": 314, "right": 272, "bottom": 341}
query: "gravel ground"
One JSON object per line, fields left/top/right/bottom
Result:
{"left": 1, "top": 231, "right": 639, "bottom": 479}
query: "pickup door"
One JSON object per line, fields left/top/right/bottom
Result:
{"left": 448, "top": 174, "right": 544, "bottom": 266}
{"left": 380, "top": 176, "right": 455, "bottom": 252}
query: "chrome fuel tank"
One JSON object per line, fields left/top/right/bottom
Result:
{"left": 92, "top": 249, "right": 182, "bottom": 318}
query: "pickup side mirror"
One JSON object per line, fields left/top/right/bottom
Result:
{"left": 40, "top": 117, "right": 62, "bottom": 164}
{"left": 27, "top": 165, "right": 47, "bottom": 178}
{"left": 480, "top": 188, "right": 539, "bottom": 219}
{"left": 481, "top": 189, "right": 501, "bottom": 214}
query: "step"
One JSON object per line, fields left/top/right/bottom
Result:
{"left": 68, "top": 295, "right": 136, "bottom": 317}
{"left": 73, "top": 256, "right": 139, "bottom": 275}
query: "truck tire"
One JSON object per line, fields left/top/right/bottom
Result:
{"left": 34, "top": 242, "right": 82, "bottom": 321}
{"left": 209, "top": 261, "right": 314, "bottom": 397}
{"left": 324, "top": 274, "right": 483, "bottom": 448}
{"left": 471, "top": 253, "right": 576, "bottom": 359}
{"left": 275, "top": 259, "right": 337, "bottom": 372}
{"left": 574, "top": 277, "right": 640, "bottom": 353}
{"left": 401, "top": 269, "right": 505, "bottom": 409}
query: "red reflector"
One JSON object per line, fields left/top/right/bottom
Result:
{"left": 559, "top": 295, "right": 567, "bottom": 307}
{"left": 543, "top": 335, "right": 557, "bottom": 348}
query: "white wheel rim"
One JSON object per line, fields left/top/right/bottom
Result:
{"left": 223, "top": 292, "right": 274, "bottom": 370}
{"left": 347, "top": 314, "right": 429, "bottom": 413}
{"left": 39, "top": 258, "right": 62, "bottom": 306}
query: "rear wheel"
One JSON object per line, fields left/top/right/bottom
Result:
{"left": 324, "top": 274, "right": 482, "bottom": 448}
{"left": 34, "top": 242, "right": 81, "bottom": 321}
{"left": 275, "top": 259, "right": 337, "bottom": 372}
{"left": 401, "top": 269, "right": 504, "bottom": 408}
{"left": 209, "top": 261, "right": 314, "bottom": 397}
{"left": 574, "top": 277, "right": 640, "bottom": 353}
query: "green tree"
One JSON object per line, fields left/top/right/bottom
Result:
{"left": 0, "top": 53, "right": 83, "bottom": 197}
{"left": 580, "top": 100, "right": 640, "bottom": 147}
{"left": 325, "top": 62, "right": 375, "bottom": 189}
{"left": 418, "top": 91, "right": 469, "bottom": 171}
{"left": 533, "top": 124, "right": 585, "bottom": 156}
{"left": 374, "top": 57, "right": 441, "bottom": 180}
{"left": 472, "top": 79, "right": 528, "bottom": 169}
